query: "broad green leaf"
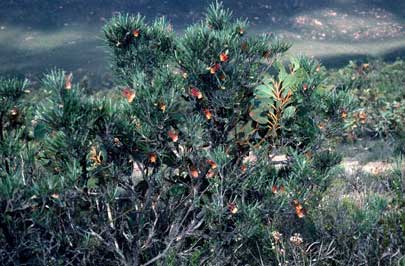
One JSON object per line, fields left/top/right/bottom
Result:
{"left": 254, "top": 84, "right": 273, "bottom": 99}
{"left": 282, "top": 106, "right": 296, "bottom": 120}
{"left": 249, "top": 108, "right": 269, "bottom": 124}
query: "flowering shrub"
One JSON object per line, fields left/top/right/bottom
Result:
{"left": 0, "top": 2, "right": 360, "bottom": 266}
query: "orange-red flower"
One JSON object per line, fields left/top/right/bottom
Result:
{"left": 358, "top": 111, "right": 367, "bottom": 124}
{"left": 132, "top": 29, "right": 140, "bottom": 38}
{"left": 208, "top": 63, "right": 221, "bottom": 74}
{"left": 292, "top": 199, "right": 306, "bottom": 218}
{"left": 219, "top": 52, "right": 229, "bottom": 62}
{"left": 158, "top": 102, "right": 166, "bottom": 112}
{"left": 227, "top": 202, "right": 238, "bottom": 214}
{"left": 122, "top": 87, "right": 136, "bottom": 103}
{"left": 190, "top": 166, "right": 199, "bottom": 178}
{"left": 341, "top": 110, "right": 348, "bottom": 119}
{"left": 206, "top": 169, "right": 216, "bottom": 178}
{"left": 272, "top": 185, "right": 285, "bottom": 194}
{"left": 203, "top": 109, "right": 212, "bottom": 120}
{"left": 148, "top": 153, "right": 158, "bottom": 164}
{"left": 241, "top": 164, "right": 247, "bottom": 172}
{"left": 190, "top": 87, "right": 203, "bottom": 99}
{"left": 168, "top": 130, "right": 179, "bottom": 142}
{"left": 296, "top": 208, "right": 306, "bottom": 218}
{"left": 207, "top": 159, "right": 217, "bottom": 169}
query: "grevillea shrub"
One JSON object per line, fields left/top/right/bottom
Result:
{"left": 0, "top": 2, "right": 354, "bottom": 265}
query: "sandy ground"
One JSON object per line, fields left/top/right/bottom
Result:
{"left": 0, "top": 0, "right": 404, "bottom": 86}
{"left": 338, "top": 140, "right": 398, "bottom": 175}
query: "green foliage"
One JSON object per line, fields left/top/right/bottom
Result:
{"left": 313, "top": 150, "right": 342, "bottom": 173}
{"left": 0, "top": 77, "right": 30, "bottom": 178}
{"left": 314, "top": 166, "right": 405, "bottom": 266}
{"left": 249, "top": 55, "right": 357, "bottom": 152}
{"left": 326, "top": 60, "right": 405, "bottom": 141}
{"left": 104, "top": 13, "right": 175, "bottom": 82}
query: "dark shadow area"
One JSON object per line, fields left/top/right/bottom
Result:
{"left": 1, "top": 0, "right": 403, "bottom": 30}
{"left": 379, "top": 45, "right": 405, "bottom": 62}
{"left": 318, "top": 45, "right": 405, "bottom": 69}
{"left": 0, "top": 39, "right": 109, "bottom": 87}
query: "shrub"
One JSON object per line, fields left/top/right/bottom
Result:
{"left": 326, "top": 60, "right": 405, "bottom": 143}
{"left": 0, "top": 2, "right": 354, "bottom": 265}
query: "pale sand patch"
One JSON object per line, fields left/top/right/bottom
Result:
{"left": 341, "top": 159, "right": 400, "bottom": 176}
{"left": 0, "top": 25, "right": 99, "bottom": 53}
{"left": 361, "top": 161, "right": 395, "bottom": 175}
{"left": 287, "top": 38, "right": 405, "bottom": 59}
